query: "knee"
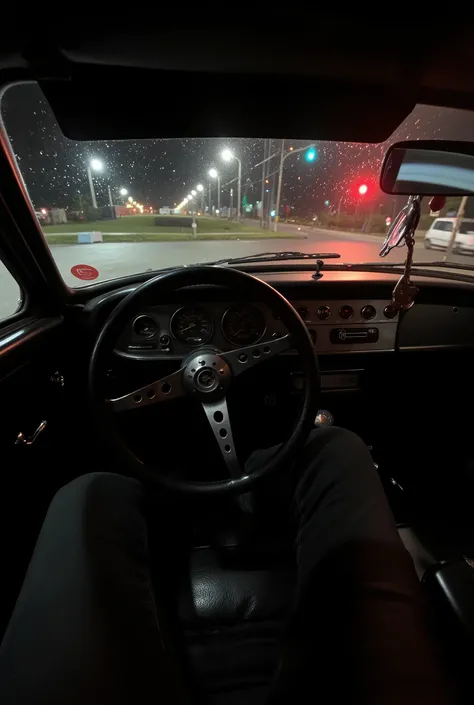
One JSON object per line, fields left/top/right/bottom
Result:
{"left": 305, "top": 426, "right": 368, "bottom": 457}
{"left": 298, "top": 426, "right": 377, "bottom": 488}
{"left": 47, "top": 472, "right": 143, "bottom": 534}
{"left": 55, "top": 471, "right": 140, "bottom": 504}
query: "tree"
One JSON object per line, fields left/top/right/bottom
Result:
{"left": 71, "top": 191, "right": 92, "bottom": 212}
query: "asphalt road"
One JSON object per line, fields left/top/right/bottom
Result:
{"left": 1, "top": 225, "right": 472, "bottom": 320}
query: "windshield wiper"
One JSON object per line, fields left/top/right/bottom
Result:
{"left": 206, "top": 251, "right": 341, "bottom": 266}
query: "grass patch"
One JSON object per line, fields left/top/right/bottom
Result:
{"left": 44, "top": 215, "right": 265, "bottom": 236}
{"left": 42, "top": 215, "right": 302, "bottom": 243}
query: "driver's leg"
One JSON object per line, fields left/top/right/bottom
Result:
{"left": 0, "top": 472, "right": 188, "bottom": 705}
{"left": 251, "top": 427, "right": 456, "bottom": 704}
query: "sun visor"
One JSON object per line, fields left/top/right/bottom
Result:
{"left": 39, "top": 65, "right": 415, "bottom": 143}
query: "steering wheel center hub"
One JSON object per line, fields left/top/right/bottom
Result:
{"left": 183, "top": 350, "right": 231, "bottom": 399}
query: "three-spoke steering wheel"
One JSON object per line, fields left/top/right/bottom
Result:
{"left": 89, "top": 266, "right": 320, "bottom": 495}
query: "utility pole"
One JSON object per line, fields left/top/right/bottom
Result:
{"left": 230, "top": 188, "right": 234, "bottom": 220}
{"left": 260, "top": 138, "right": 268, "bottom": 228}
{"left": 273, "top": 138, "right": 285, "bottom": 232}
{"left": 266, "top": 140, "right": 273, "bottom": 229}
{"left": 107, "top": 185, "right": 113, "bottom": 208}
{"left": 336, "top": 195, "right": 344, "bottom": 227}
{"left": 208, "top": 183, "right": 212, "bottom": 215}
{"left": 444, "top": 196, "right": 468, "bottom": 261}
{"left": 217, "top": 174, "right": 221, "bottom": 212}
{"left": 236, "top": 159, "right": 242, "bottom": 222}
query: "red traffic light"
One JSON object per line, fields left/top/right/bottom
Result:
{"left": 358, "top": 184, "right": 368, "bottom": 196}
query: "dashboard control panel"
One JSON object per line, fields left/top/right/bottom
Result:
{"left": 116, "top": 299, "right": 398, "bottom": 358}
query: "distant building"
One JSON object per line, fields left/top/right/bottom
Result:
{"left": 159, "top": 206, "right": 172, "bottom": 215}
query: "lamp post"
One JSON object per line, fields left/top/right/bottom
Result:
{"left": 274, "top": 142, "right": 316, "bottom": 232}
{"left": 208, "top": 168, "right": 221, "bottom": 214}
{"left": 86, "top": 158, "right": 103, "bottom": 209}
{"left": 196, "top": 184, "right": 204, "bottom": 213}
{"left": 221, "top": 149, "right": 241, "bottom": 221}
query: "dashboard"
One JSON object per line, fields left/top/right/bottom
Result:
{"left": 115, "top": 297, "right": 399, "bottom": 359}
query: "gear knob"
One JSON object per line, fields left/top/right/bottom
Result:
{"left": 314, "top": 409, "right": 334, "bottom": 427}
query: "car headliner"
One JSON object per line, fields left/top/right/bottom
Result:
{"left": 1, "top": 18, "right": 474, "bottom": 142}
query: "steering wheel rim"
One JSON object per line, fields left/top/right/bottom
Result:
{"left": 89, "top": 266, "right": 320, "bottom": 495}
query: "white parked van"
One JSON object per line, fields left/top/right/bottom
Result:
{"left": 424, "top": 217, "right": 474, "bottom": 255}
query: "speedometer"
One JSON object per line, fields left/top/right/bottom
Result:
{"left": 170, "top": 306, "right": 213, "bottom": 346}
{"left": 222, "top": 304, "right": 266, "bottom": 346}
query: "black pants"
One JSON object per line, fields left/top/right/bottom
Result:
{"left": 0, "top": 428, "right": 454, "bottom": 704}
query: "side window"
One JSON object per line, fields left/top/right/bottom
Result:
{"left": 440, "top": 221, "right": 453, "bottom": 232}
{"left": 0, "top": 260, "right": 22, "bottom": 322}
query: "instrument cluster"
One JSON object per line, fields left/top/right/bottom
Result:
{"left": 117, "top": 298, "right": 398, "bottom": 358}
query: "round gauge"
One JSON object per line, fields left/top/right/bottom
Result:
{"left": 170, "top": 307, "right": 213, "bottom": 346}
{"left": 133, "top": 315, "right": 159, "bottom": 339}
{"left": 222, "top": 304, "right": 266, "bottom": 346}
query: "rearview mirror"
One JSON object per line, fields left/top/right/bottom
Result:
{"left": 380, "top": 140, "right": 474, "bottom": 196}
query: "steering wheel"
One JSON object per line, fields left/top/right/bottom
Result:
{"left": 89, "top": 266, "right": 320, "bottom": 495}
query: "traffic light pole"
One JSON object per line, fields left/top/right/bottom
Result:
{"left": 274, "top": 139, "right": 285, "bottom": 233}
{"left": 273, "top": 143, "right": 313, "bottom": 232}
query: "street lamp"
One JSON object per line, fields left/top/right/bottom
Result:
{"left": 87, "top": 159, "right": 103, "bottom": 209}
{"left": 120, "top": 188, "right": 128, "bottom": 196}
{"left": 208, "top": 168, "right": 221, "bottom": 214}
{"left": 196, "top": 184, "right": 204, "bottom": 212}
{"left": 191, "top": 190, "right": 197, "bottom": 197}
{"left": 274, "top": 141, "right": 316, "bottom": 231}
{"left": 220, "top": 149, "right": 241, "bottom": 221}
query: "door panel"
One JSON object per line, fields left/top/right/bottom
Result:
{"left": 0, "top": 317, "right": 71, "bottom": 637}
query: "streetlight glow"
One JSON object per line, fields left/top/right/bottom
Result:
{"left": 90, "top": 159, "right": 103, "bottom": 172}
{"left": 196, "top": 184, "right": 204, "bottom": 192}
{"left": 221, "top": 148, "right": 234, "bottom": 163}
{"left": 209, "top": 168, "right": 218, "bottom": 179}
{"left": 128, "top": 196, "right": 133, "bottom": 203}
{"left": 120, "top": 188, "right": 128, "bottom": 196}
{"left": 187, "top": 194, "right": 193, "bottom": 200}
{"left": 191, "top": 190, "right": 197, "bottom": 196}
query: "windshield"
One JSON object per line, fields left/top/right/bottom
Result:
{"left": 2, "top": 82, "right": 474, "bottom": 288}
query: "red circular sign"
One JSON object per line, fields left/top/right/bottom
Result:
{"left": 71, "top": 264, "right": 99, "bottom": 281}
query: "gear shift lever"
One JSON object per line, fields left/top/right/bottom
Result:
{"left": 314, "top": 410, "right": 334, "bottom": 427}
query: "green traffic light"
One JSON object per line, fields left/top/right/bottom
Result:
{"left": 306, "top": 147, "right": 317, "bottom": 162}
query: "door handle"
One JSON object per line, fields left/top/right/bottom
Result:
{"left": 15, "top": 420, "right": 47, "bottom": 446}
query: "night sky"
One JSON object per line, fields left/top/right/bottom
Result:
{"left": 3, "top": 83, "right": 474, "bottom": 214}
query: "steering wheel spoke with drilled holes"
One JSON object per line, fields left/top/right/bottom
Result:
{"left": 89, "top": 267, "right": 320, "bottom": 495}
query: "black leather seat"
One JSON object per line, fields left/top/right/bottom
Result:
{"left": 178, "top": 547, "right": 295, "bottom": 705}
